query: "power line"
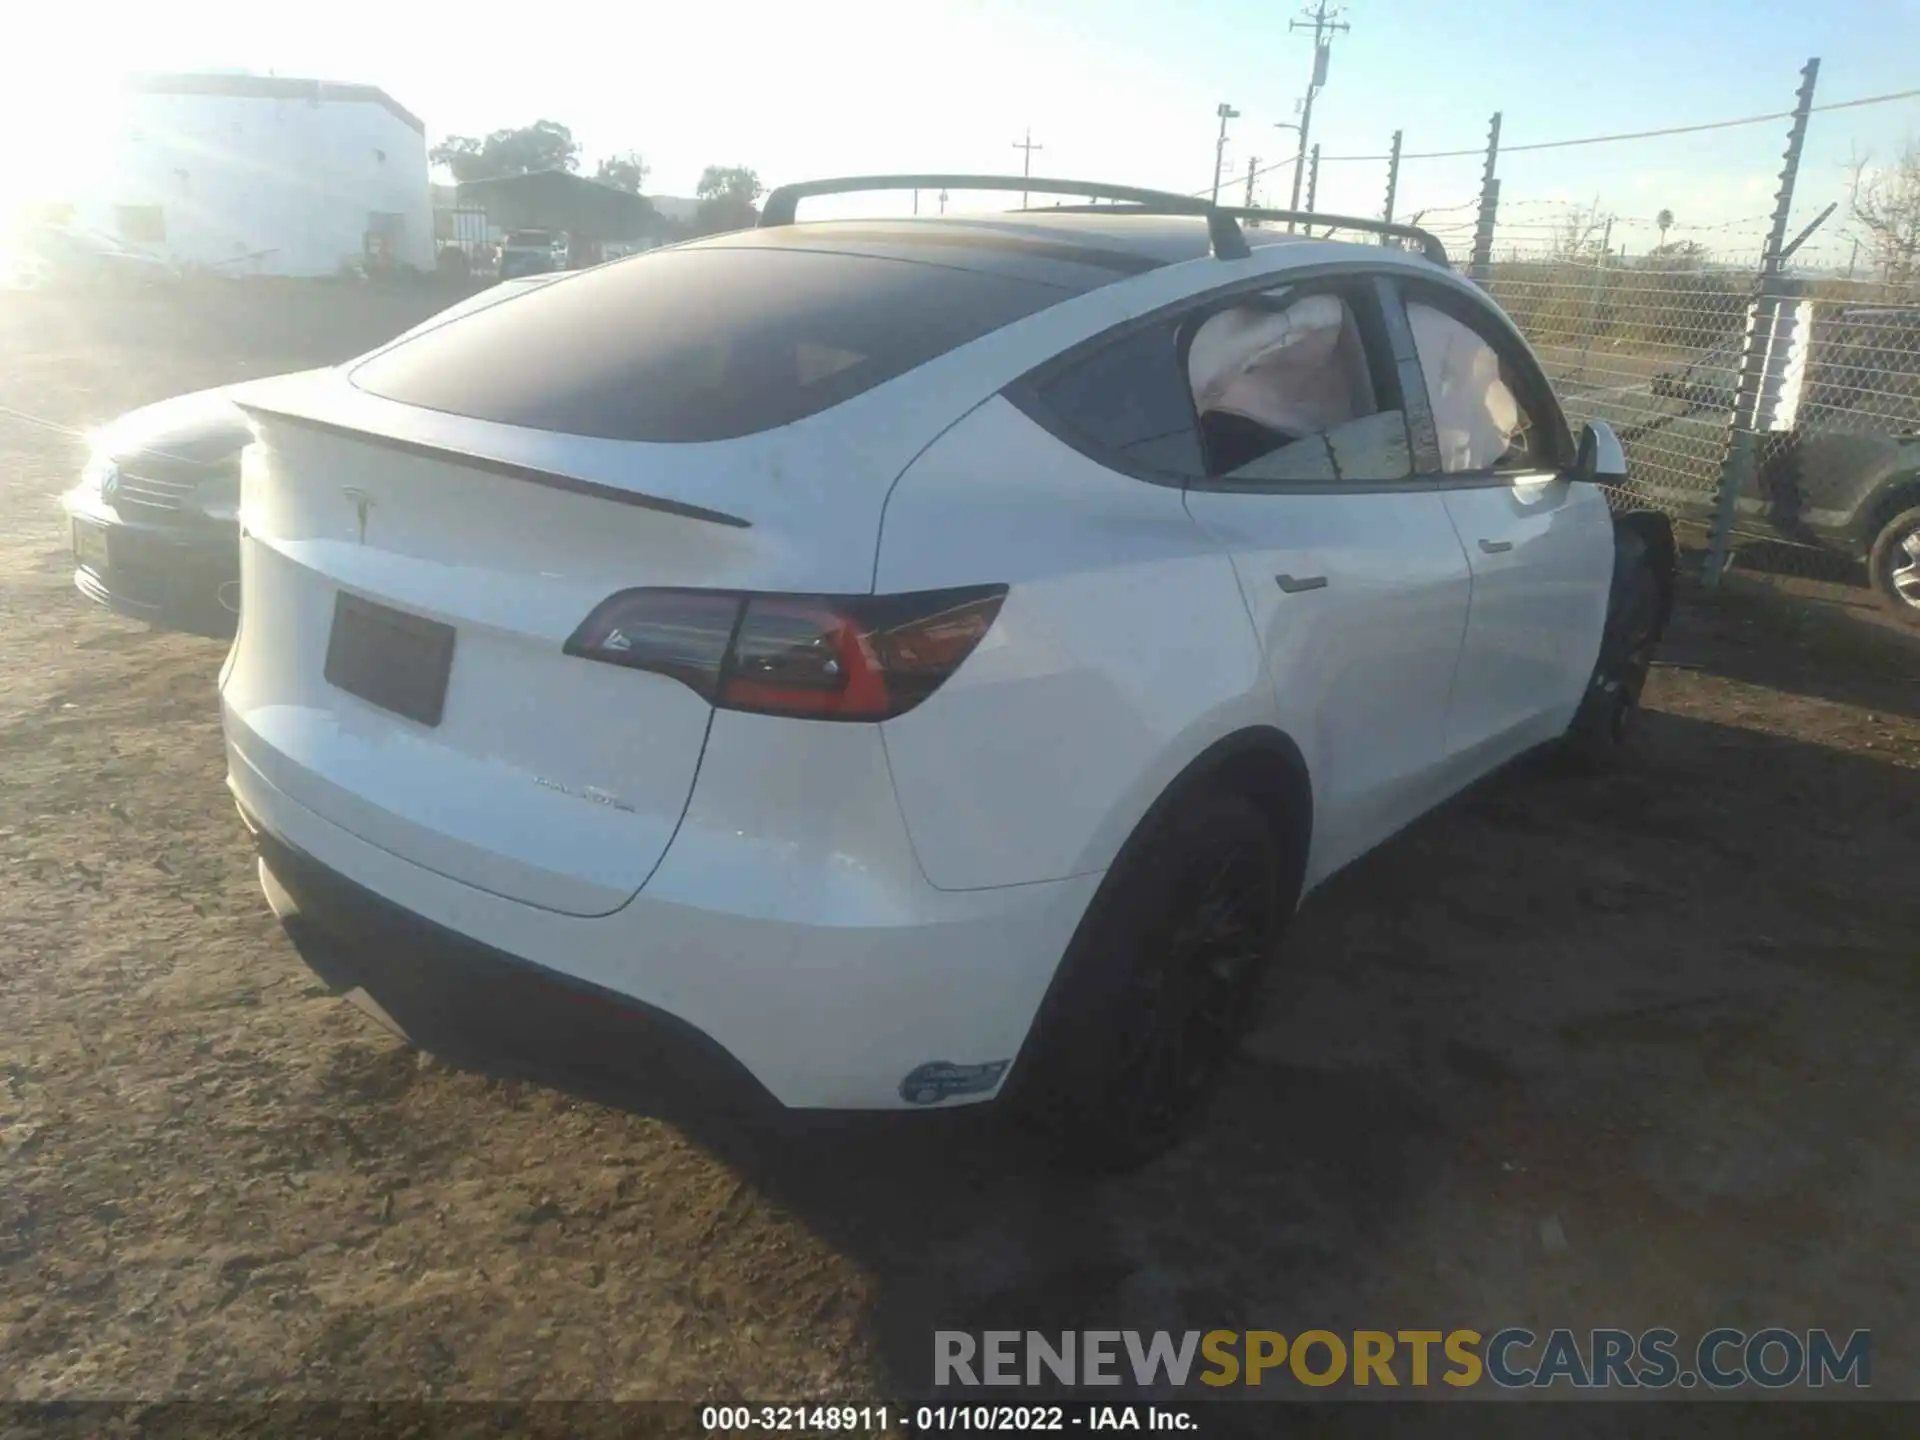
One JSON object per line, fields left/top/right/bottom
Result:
{"left": 1313, "top": 85, "right": 1920, "bottom": 164}
{"left": 1189, "top": 153, "right": 1295, "bottom": 198}
{"left": 1178, "top": 85, "right": 1920, "bottom": 220}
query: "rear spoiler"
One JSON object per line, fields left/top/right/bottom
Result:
{"left": 232, "top": 402, "right": 752, "bottom": 530}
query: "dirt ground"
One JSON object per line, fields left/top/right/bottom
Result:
{"left": 3, "top": 284, "right": 1918, "bottom": 1411}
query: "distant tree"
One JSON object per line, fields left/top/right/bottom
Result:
{"left": 595, "top": 151, "right": 649, "bottom": 193}
{"left": 1552, "top": 200, "right": 1610, "bottom": 262}
{"left": 1849, "top": 140, "right": 1920, "bottom": 286}
{"left": 1644, "top": 238, "right": 1707, "bottom": 271}
{"left": 693, "top": 166, "right": 766, "bottom": 235}
{"left": 430, "top": 121, "right": 581, "bottom": 183}
{"left": 1656, "top": 208, "right": 1674, "bottom": 250}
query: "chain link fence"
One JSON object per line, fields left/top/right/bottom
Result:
{"left": 1481, "top": 245, "right": 1758, "bottom": 532}
{"left": 1478, "top": 69, "right": 1920, "bottom": 625}
{"left": 1286, "top": 63, "right": 1920, "bottom": 628}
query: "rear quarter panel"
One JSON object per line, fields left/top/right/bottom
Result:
{"left": 875, "top": 396, "right": 1268, "bottom": 892}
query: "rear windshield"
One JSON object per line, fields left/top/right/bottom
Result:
{"left": 350, "top": 246, "right": 1079, "bottom": 442}
{"left": 505, "top": 231, "right": 553, "bottom": 245}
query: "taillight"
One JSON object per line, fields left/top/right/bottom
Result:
{"left": 563, "top": 585, "right": 1006, "bottom": 721}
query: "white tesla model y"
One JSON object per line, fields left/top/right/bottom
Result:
{"left": 221, "top": 176, "right": 1670, "bottom": 1165}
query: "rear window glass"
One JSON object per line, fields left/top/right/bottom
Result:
{"left": 1035, "top": 320, "right": 1204, "bottom": 475}
{"left": 350, "top": 247, "right": 1079, "bottom": 443}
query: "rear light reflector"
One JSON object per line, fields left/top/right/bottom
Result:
{"left": 563, "top": 585, "right": 1006, "bottom": 720}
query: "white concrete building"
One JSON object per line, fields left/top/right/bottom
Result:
{"left": 73, "top": 73, "right": 433, "bottom": 277}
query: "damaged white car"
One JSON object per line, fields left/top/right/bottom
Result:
{"left": 221, "top": 175, "right": 1671, "bottom": 1167}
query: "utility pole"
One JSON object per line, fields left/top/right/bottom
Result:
{"left": 938, "top": 188, "right": 949, "bottom": 215}
{"left": 1211, "top": 103, "right": 1241, "bottom": 205}
{"left": 1012, "top": 128, "right": 1043, "bottom": 209}
{"left": 1285, "top": 0, "right": 1350, "bottom": 227}
{"left": 1245, "top": 156, "right": 1260, "bottom": 208}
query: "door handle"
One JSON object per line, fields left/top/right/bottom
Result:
{"left": 1478, "top": 538, "right": 1514, "bottom": 554}
{"left": 1275, "top": 573, "right": 1329, "bottom": 594}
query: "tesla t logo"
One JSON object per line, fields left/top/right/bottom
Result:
{"left": 341, "top": 487, "right": 375, "bottom": 544}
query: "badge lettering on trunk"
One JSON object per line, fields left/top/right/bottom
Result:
{"left": 533, "top": 776, "right": 636, "bottom": 812}
{"left": 341, "top": 487, "right": 375, "bottom": 544}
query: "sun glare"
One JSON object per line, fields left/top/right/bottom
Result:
{"left": 0, "top": 61, "right": 125, "bottom": 229}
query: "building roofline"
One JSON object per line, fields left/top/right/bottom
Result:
{"left": 122, "top": 72, "right": 426, "bottom": 136}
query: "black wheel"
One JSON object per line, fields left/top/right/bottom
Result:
{"left": 1560, "top": 526, "right": 1664, "bottom": 772}
{"left": 1011, "top": 789, "right": 1290, "bottom": 1171}
{"left": 1868, "top": 504, "right": 1920, "bottom": 628}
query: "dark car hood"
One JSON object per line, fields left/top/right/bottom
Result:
{"left": 96, "top": 384, "right": 256, "bottom": 466}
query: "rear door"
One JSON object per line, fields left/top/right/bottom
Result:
{"left": 1388, "top": 279, "right": 1615, "bottom": 766}
{"left": 1169, "top": 275, "right": 1476, "bottom": 881}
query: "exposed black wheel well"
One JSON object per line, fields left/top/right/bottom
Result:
{"left": 1865, "top": 474, "right": 1920, "bottom": 550}
{"left": 1004, "top": 727, "right": 1315, "bottom": 1144}
{"left": 1615, "top": 508, "right": 1677, "bottom": 634}
{"left": 1128, "top": 728, "right": 1314, "bottom": 909}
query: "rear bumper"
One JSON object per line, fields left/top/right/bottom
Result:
{"left": 250, "top": 812, "right": 780, "bottom": 1114}
{"left": 228, "top": 737, "right": 1101, "bottom": 1111}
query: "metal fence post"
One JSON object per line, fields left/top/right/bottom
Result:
{"left": 1574, "top": 213, "right": 1614, "bottom": 383}
{"left": 1470, "top": 112, "right": 1502, "bottom": 281}
{"left": 1383, "top": 129, "right": 1403, "bottom": 231}
{"left": 1703, "top": 58, "right": 1821, "bottom": 587}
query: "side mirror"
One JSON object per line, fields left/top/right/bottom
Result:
{"left": 1574, "top": 420, "right": 1629, "bottom": 484}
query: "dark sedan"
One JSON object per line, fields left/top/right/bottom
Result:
{"left": 62, "top": 385, "right": 257, "bottom": 640}
{"left": 60, "top": 273, "right": 572, "bottom": 640}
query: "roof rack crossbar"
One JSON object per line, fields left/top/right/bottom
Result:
{"left": 1213, "top": 207, "right": 1451, "bottom": 267}
{"left": 758, "top": 174, "right": 1253, "bottom": 261}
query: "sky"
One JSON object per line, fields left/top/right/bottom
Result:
{"left": 4, "top": 0, "right": 1920, "bottom": 269}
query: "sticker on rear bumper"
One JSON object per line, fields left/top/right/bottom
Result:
{"left": 899, "top": 1059, "right": 1011, "bottom": 1105}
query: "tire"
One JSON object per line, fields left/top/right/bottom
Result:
{"left": 1559, "top": 526, "right": 1664, "bottom": 772}
{"left": 1867, "top": 504, "right": 1920, "bottom": 628}
{"left": 1010, "top": 788, "right": 1291, "bottom": 1171}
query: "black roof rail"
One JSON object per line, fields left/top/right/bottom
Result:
{"left": 758, "top": 174, "right": 1253, "bottom": 261}
{"left": 1214, "top": 207, "right": 1451, "bottom": 267}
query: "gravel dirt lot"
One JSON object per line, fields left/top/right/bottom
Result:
{"left": 3, "top": 284, "right": 1918, "bottom": 1414}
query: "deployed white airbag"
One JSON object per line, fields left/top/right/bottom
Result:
{"left": 1407, "top": 303, "right": 1523, "bottom": 470}
{"left": 1188, "top": 294, "right": 1365, "bottom": 437}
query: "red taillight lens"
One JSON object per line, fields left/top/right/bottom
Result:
{"left": 564, "top": 585, "right": 1006, "bottom": 720}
